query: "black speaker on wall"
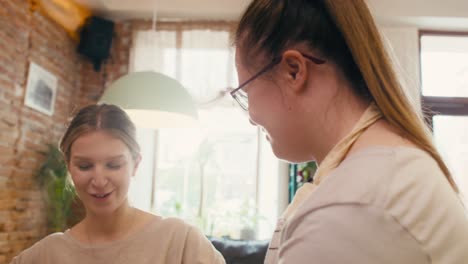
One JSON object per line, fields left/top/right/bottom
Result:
{"left": 77, "top": 16, "right": 115, "bottom": 71}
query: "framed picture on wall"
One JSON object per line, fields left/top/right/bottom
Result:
{"left": 24, "top": 62, "right": 58, "bottom": 116}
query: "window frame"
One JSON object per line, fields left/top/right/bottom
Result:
{"left": 419, "top": 30, "right": 468, "bottom": 126}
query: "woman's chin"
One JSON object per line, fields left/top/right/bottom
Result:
{"left": 270, "top": 142, "right": 290, "bottom": 161}
{"left": 85, "top": 201, "right": 121, "bottom": 216}
{"left": 271, "top": 145, "right": 315, "bottom": 164}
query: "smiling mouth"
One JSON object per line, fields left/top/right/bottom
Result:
{"left": 91, "top": 191, "right": 113, "bottom": 199}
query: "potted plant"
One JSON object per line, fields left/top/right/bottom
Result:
{"left": 36, "top": 144, "right": 77, "bottom": 232}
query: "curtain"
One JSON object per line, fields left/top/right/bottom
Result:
{"left": 130, "top": 23, "right": 237, "bottom": 104}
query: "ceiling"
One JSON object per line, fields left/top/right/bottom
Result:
{"left": 74, "top": 0, "right": 251, "bottom": 21}
{"left": 74, "top": 0, "right": 468, "bottom": 30}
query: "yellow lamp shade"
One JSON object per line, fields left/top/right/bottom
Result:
{"left": 100, "top": 71, "right": 198, "bottom": 129}
{"left": 33, "top": 0, "right": 91, "bottom": 41}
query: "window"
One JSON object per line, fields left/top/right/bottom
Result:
{"left": 420, "top": 32, "right": 468, "bottom": 205}
{"left": 128, "top": 23, "right": 283, "bottom": 240}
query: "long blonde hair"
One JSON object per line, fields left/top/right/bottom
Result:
{"left": 324, "top": 0, "right": 458, "bottom": 192}
{"left": 236, "top": 0, "right": 458, "bottom": 193}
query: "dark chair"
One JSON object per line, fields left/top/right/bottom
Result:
{"left": 209, "top": 237, "right": 270, "bottom": 264}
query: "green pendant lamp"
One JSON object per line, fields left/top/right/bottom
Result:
{"left": 99, "top": 71, "right": 198, "bottom": 129}
{"left": 100, "top": 0, "right": 197, "bottom": 129}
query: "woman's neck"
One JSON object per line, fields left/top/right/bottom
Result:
{"left": 311, "top": 97, "right": 370, "bottom": 165}
{"left": 84, "top": 203, "right": 137, "bottom": 243}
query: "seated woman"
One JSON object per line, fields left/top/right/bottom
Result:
{"left": 11, "top": 104, "right": 225, "bottom": 264}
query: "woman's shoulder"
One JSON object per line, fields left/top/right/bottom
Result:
{"left": 147, "top": 214, "right": 195, "bottom": 235}
{"left": 43, "top": 231, "right": 69, "bottom": 242}
{"left": 335, "top": 146, "right": 441, "bottom": 186}
{"left": 27, "top": 232, "right": 69, "bottom": 248}
{"left": 332, "top": 148, "right": 468, "bottom": 263}
{"left": 342, "top": 145, "right": 433, "bottom": 166}
{"left": 10, "top": 232, "right": 68, "bottom": 263}
{"left": 137, "top": 214, "right": 212, "bottom": 250}
{"left": 144, "top": 215, "right": 224, "bottom": 263}
{"left": 341, "top": 146, "right": 453, "bottom": 203}
{"left": 308, "top": 146, "right": 451, "bottom": 209}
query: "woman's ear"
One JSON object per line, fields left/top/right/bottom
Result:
{"left": 281, "top": 50, "right": 309, "bottom": 93}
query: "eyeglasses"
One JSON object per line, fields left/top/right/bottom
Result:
{"left": 230, "top": 53, "right": 325, "bottom": 111}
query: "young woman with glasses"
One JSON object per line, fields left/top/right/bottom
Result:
{"left": 231, "top": 0, "right": 468, "bottom": 263}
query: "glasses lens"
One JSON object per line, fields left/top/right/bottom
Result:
{"left": 234, "top": 89, "right": 248, "bottom": 110}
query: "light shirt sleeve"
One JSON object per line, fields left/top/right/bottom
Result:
{"left": 9, "top": 239, "right": 44, "bottom": 264}
{"left": 182, "top": 226, "right": 226, "bottom": 264}
{"left": 279, "top": 204, "right": 430, "bottom": 264}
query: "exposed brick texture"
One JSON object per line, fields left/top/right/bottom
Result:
{"left": 0, "top": 1, "right": 131, "bottom": 262}
{"left": 0, "top": 3, "right": 230, "bottom": 263}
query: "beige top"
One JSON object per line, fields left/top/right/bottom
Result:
{"left": 10, "top": 216, "right": 225, "bottom": 264}
{"left": 266, "top": 147, "right": 468, "bottom": 264}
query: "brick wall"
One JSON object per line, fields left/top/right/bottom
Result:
{"left": 0, "top": 1, "right": 131, "bottom": 263}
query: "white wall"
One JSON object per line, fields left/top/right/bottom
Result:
{"left": 79, "top": 0, "right": 468, "bottom": 25}
{"left": 368, "top": 0, "right": 468, "bottom": 17}
{"left": 368, "top": 0, "right": 468, "bottom": 31}
{"left": 379, "top": 26, "right": 422, "bottom": 109}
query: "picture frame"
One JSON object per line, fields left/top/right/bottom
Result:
{"left": 24, "top": 62, "right": 58, "bottom": 116}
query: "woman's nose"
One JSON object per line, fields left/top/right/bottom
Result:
{"left": 91, "top": 168, "right": 108, "bottom": 187}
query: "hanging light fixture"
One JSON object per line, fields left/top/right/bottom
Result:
{"left": 99, "top": 0, "right": 198, "bottom": 129}
{"left": 100, "top": 71, "right": 198, "bottom": 128}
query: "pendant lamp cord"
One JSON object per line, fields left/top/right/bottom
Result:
{"left": 152, "top": 0, "right": 158, "bottom": 32}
